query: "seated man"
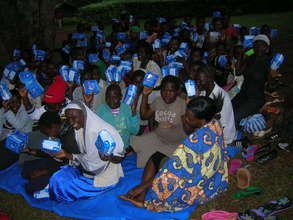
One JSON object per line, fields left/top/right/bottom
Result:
{"left": 196, "top": 63, "right": 236, "bottom": 144}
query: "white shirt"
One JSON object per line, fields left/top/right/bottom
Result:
{"left": 201, "top": 83, "right": 236, "bottom": 144}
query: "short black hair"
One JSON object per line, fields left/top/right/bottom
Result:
{"left": 10, "top": 89, "right": 21, "bottom": 100}
{"left": 198, "top": 63, "right": 215, "bottom": 80}
{"left": 137, "top": 40, "right": 153, "bottom": 55}
{"left": 106, "top": 84, "right": 122, "bottom": 97}
{"left": 39, "top": 111, "right": 61, "bottom": 128}
{"left": 187, "top": 96, "right": 223, "bottom": 122}
{"left": 161, "top": 75, "right": 181, "bottom": 91}
{"left": 131, "top": 70, "right": 145, "bottom": 81}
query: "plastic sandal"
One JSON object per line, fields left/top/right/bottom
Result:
{"left": 201, "top": 210, "right": 238, "bottom": 220}
{"left": 255, "top": 150, "right": 278, "bottom": 165}
{"left": 230, "top": 187, "right": 263, "bottom": 199}
{"left": 228, "top": 159, "right": 243, "bottom": 175}
{"left": 236, "top": 168, "right": 251, "bottom": 189}
{"left": 255, "top": 143, "right": 273, "bottom": 155}
{"left": 250, "top": 197, "right": 292, "bottom": 217}
{"left": 277, "top": 143, "right": 290, "bottom": 152}
{"left": 242, "top": 145, "right": 258, "bottom": 161}
{"left": 238, "top": 211, "right": 277, "bottom": 220}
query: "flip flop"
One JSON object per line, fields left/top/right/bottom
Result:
{"left": 277, "top": 143, "right": 290, "bottom": 152}
{"left": 230, "top": 186, "right": 263, "bottom": 199}
{"left": 201, "top": 210, "right": 238, "bottom": 220}
{"left": 228, "top": 159, "right": 242, "bottom": 175}
{"left": 236, "top": 168, "right": 251, "bottom": 189}
{"left": 242, "top": 145, "right": 258, "bottom": 161}
{"left": 238, "top": 211, "right": 277, "bottom": 220}
{"left": 255, "top": 143, "right": 273, "bottom": 155}
{"left": 255, "top": 150, "right": 278, "bottom": 165}
{"left": 250, "top": 197, "right": 292, "bottom": 217}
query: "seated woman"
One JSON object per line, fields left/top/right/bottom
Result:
{"left": 120, "top": 96, "right": 229, "bottom": 212}
{"left": 49, "top": 101, "right": 125, "bottom": 202}
{"left": 131, "top": 76, "right": 186, "bottom": 168}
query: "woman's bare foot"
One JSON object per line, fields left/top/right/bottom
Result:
{"left": 119, "top": 195, "right": 144, "bottom": 208}
{"left": 124, "top": 184, "right": 147, "bottom": 199}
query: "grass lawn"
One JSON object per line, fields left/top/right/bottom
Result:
{"left": 2, "top": 11, "right": 293, "bottom": 220}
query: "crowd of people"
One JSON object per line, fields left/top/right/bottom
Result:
{"left": 0, "top": 10, "right": 283, "bottom": 217}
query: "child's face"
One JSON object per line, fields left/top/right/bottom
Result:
{"left": 197, "top": 72, "right": 210, "bottom": 91}
{"left": 92, "top": 69, "right": 100, "bottom": 81}
{"left": 47, "top": 124, "right": 61, "bottom": 138}
{"left": 190, "top": 51, "right": 202, "bottom": 63}
{"left": 214, "top": 21, "right": 223, "bottom": 31}
{"left": 217, "top": 45, "right": 226, "bottom": 56}
{"left": 189, "top": 64, "right": 200, "bottom": 80}
{"left": 9, "top": 96, "right": 21, "bottom": 114}
{"left": 161, "top": 83, "right": 178, "bottom": 104}
{"left": 106, "top": 89, "right": 122, "bottom": 109}
{"left": 133, "top": 75, "right": 144, "bottom": 93}
{"left": 169, "top": 39, "right": 180, "bottom": 53}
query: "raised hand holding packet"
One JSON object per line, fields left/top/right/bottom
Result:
{"left": 185, "top": 80, "right": 197, "bottom": 97}
{"left": 83, "top": 80, "right": 100, "bottom": 95}
{"left": 143, "top": 72, "right": 159, "bottom": 88}
{"left": 0, "top": 84, "right": 12, "bottom": 100}
{"left": 123, "top": 84, "right": 137, "bottom": 105}
{"left": 271, "top": 53, "right": 284, "bottom": 70}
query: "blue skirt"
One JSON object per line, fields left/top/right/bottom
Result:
{"left": 49, "top": 165, "right": 114, "bottom": 202}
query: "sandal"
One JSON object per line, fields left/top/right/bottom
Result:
{"left": 236, "top": 168, "right": 251, "bottom": 189}
{"left": 242, "top": 145, "right": 258, "bottom": 161}
{"left": 255, "top": 143, "right": 273, "bottom": 156}
{"left": 255, "top": 150, "right": 278, "bottom": 165}
{"left": 250, "top": 197, "right": 292, "bottom": 217}
{"left": 238, "top": 211, "right": 277, "bottom": 220}
{"left": 230, "top": 186, "right": 263, "bottom": 199}
{"left": 228, "top": 159, "right": 243, "bottom": 175}
{"left": 201, "top": 210, "right": 238, "bottom": 220}
{"left": 277, "top": 143, "right": 290, "bottom": 152}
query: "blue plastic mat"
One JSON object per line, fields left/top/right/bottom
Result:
{"left": 0, "top": 154, "right": 195, "bottom": 220}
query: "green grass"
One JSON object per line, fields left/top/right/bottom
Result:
{"left": 81, "top": 0, "right": 183, "bottom": 10}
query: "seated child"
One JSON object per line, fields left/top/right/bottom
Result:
{"left": 19, "top": 111, "right": 65, "bottom": 195}
{"left": 96, "top": 84, "right": 140, "bottom": 151}
{"left": 73, "top": 65, "right": 107, "bottom": 111}
{"left": 131, "top": 70, "right": 160, "bottom": 135}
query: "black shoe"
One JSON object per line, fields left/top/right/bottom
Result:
{"left": 255, "top": 150, "right": 278, "bottom": 165}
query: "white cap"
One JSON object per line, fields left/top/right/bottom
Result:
{"left": 253, "top": 34, "right": 270, "bottom": 46}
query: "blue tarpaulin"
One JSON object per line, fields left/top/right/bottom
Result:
{"left": 0, "top": 154, "right": 195, "bottom": 220}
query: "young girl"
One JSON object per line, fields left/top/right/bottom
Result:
{"left": 133, "top": 41, "right": 162, "bottom": 86}
{"left": 73, "top": 65, "right": 106, "bottom": 112}
{"left": 131, "top": 70, "right": 160, "bottom": 135}
{"left": 130, "top": 75, "right": 186, "bottom": 168}
{"left": 96, "top": 84, "right": 140, "bottom": 151}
